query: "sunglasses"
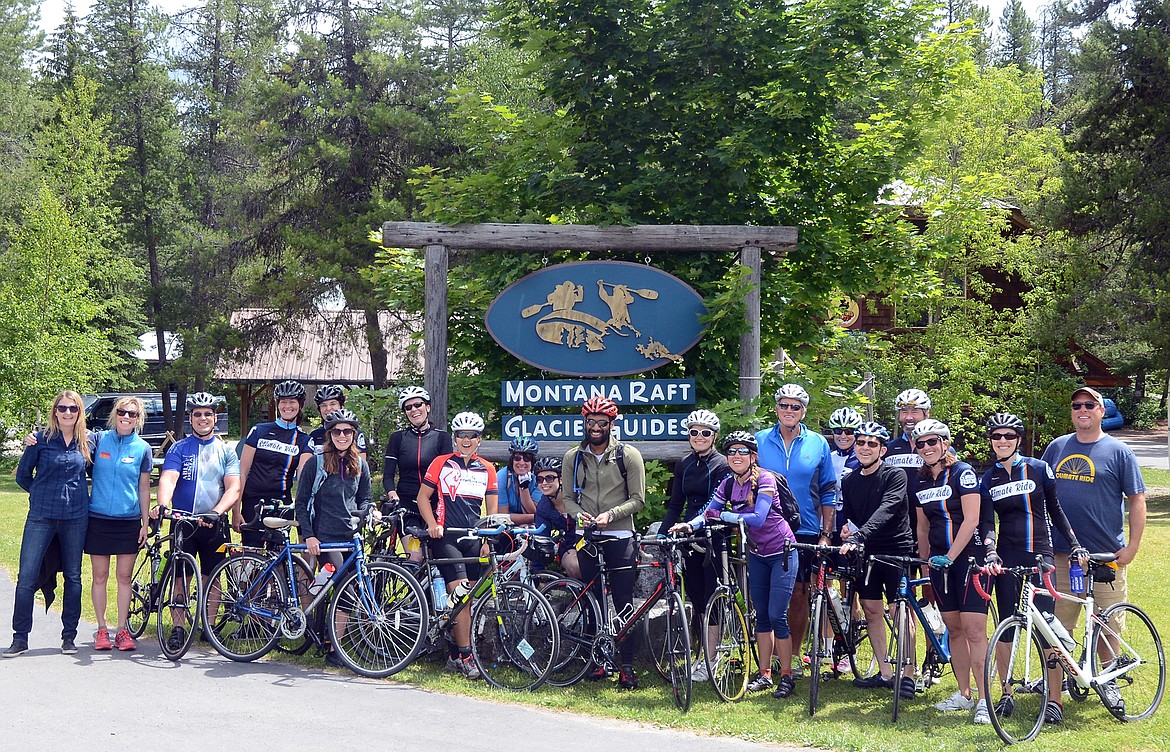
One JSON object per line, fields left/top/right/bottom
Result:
{"left": 726, "top": 447, "right": 753, "bottom": 456}
{"left": 536, "top": 474, "right": 559, "bottom": 484}
{"left": 454, "top": 431, "right": 481, "bottom": 440}
{"left": 989, "top": 432, "right": 1019, "bottom": 442}
{"left": 689, "top": 428, "right": 715, "bottom": 438}
{"left": 330, "top": 428, "right": 355, "bottom": 437}
{"left": 914, "top": 437, "right": 942, "bottom": 449}
{"left": 776, "top": 403, "right": 804, "bottom": 412}
{"left": 191, "top": 411, "right": 216, "bottom": 419}
{"left": 511, "top": 453, "right": 533, "bottom": 463}
{"left": 855, "top": 438, "right": 883, "bottom": 448}
{"left": 1071, "top": 401, "right": 1098, "bottom": 411}
{"left": 585, "top": 418, "right": 611, "bottom": 428}
{"left": 832, "top": 428, "right": 855, "bottom": 436}
{"left": 55, "top": 404, "right": 80, "bottom": 414}
{"left": 115, "top": 408, "right": 140, "bottom": 418}
{"left": 402, "top": 401, "right": 426, "bottom": 412}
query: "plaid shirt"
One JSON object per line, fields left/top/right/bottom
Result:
{"left": 16, "top": 430, "right": 93, "bottom": 520}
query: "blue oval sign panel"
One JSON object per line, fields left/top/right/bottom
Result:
{"left": 485, "top": 261, "right": 708, "bottom": 377}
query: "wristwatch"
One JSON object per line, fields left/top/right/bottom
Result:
{"left": 819, "top": 529, "right": 832, "bottom": 538}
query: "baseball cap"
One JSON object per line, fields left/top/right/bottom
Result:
{"left": 1071, "top": 386, "right": 1104, "bottom": 405}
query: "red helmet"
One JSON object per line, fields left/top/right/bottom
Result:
{"left": 581, "top": 396, "right": 619, "bottom": 418}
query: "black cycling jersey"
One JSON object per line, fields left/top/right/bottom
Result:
{"left": 841, "top": 462, "right": 914, "bottom": 555}
{"left": 915, "top": 460, "right": 991, "bottom": 559}
{"left": 308, "top": 426, "right": 368, "bottom": 455}
{"left": 979, "top": 455, "right": 1077, "bottom": 556}
{"left": 660, "top": 450, "right": 730, "bottom": 530}
{"left": 383, "top": 424, "right": 452, "bottom": 511}
{"left": 241, "top": 421, "right": 311, "bottom": 505}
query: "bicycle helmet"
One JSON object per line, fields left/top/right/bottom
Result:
{"left": 856, "top": 421, "right": 891, "bottom": 443}
{"left": 450, "top": 412, "right": 485, "bottom": 433}
{"left": 273, "top": 380, "right": 306, "bottom": 403}
{"left": 509, "top": 436, "right": 539, "bottom": 456}
{"left": 186, "top": 392, "right": 218, "bottom": 411}
{"left": 895, "top": 388, "right": 932, "bottom": 411}
{"left": 314, "top": 384, "right": 346, "bottom": 406}
{"left": 534, "top": 457, "right": 562, "bottom": 475}
{"left": 774, "top": 383, "right": 810, "bottom": 406}
{"left": 681, "top": 409, "right": 721, "bottom": 432}
{"left": 323, "top": 409, "right": 360, "bottom": 432}
{"left": 581, "top": 395, "right": 619, "bottom": 418}
{"left": 397, "top": 386, "right": 431, "bottom": 410}
{"left": 986, "top": 412, "right": 1025, "bottom": 437}
{"left": 828, "top": 407, "right": 864, "bottom": 430}
{"left": 721, "top": 430, "right": 758, "bottom": 454}
{"left": 910, "top": 418, "right": 951, "bottom": 443}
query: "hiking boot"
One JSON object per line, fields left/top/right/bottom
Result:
{"left": 94, "top": 628, "right": 112, "bottom": 651}
{"left": 618, "top": 666, "right": 639, "bottom": 690}
{"left": 747, "top": 672, "right": 774, "bottom": 692}
{"left": 165, "top": 627, "right": 187, "bottom": 654}
{"left": 113, "top": 629, "right": 136, "bottom": 652}
{"left": 771, "top": 674, "right": 797, "bottom": 698}
{"left": 3, "top": 639, "right": 29, "bottom": 658}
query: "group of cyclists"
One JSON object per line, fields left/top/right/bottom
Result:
{"left": 6, "top": 379, "right": 1150, "bottom": 731}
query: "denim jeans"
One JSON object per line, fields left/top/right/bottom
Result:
{"left": 748, "top": 547, "right": 798, "bottom": 639}
{"left": 12, "top": 513, "right": 88, "bottom": 641}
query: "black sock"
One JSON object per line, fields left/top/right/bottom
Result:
{"left": 459, "top": 647, "right": 472, "bottom": 660}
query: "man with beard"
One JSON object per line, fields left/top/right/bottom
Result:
{"left": 563, "top": 396, "right": 646, "bottom": 689}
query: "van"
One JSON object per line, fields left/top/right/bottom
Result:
{"left": 84, "top": 392, "right": 230, "bottom": 447}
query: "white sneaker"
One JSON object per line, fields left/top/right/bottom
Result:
{"left": 834, "top": 656, "right": 851, "bottom": 674}
{"left": 691, "top": 660, "right": 709, "bottom": 682}
{"left": 934, "top": 690, "right": 976, "bottom": 712}
{"left": 973, "top": 701, "right": 991, "bottom": 725}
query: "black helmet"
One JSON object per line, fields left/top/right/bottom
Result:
{"left": 721, "top": 430, "right": 758, "bottom": 454}
{"left": 274, "top": 380, "right": 306, "bottom": 404}
{"left": 323, "top": 409, "right": 360, "bottom": 432}
{"left": 314, "top": 384, "right": 346, "bottom": 406}
{"left": 986, "top": 412, "right": 1025, "bottom": 437}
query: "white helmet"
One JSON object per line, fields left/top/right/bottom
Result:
{"left": 775, "top": 384, "right": 810, "bottom": 406}
{"left": 910, "top": 418, "right": 950, "bottom": 443}
{"left": 450, "top": 412, "right": 485, "bottom": 433}
{"left": 895, "top": 388, "right": 932, "bottom": 411}
{"left": 398, "top": 386, "right": 431, "bottom": 410}
{"left": 681, "top": 409, "right": 720, "bottom": 432}
{"left": 828, "top": 407, "right": 863, "bottom": 430}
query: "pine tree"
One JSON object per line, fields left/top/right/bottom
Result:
{"left": 996, "top": 0, "right": 1038, "bottom": 69}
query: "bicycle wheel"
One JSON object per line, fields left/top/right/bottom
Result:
{"left": 702, "top": 590, "right": 749, "bottom": 702}
{"left": 273, "top": 554, "right": 316, "bottom": 656}
{"left": 157, "top": 552, "right": 202, "bottom": 661}
{"left": 1091, "top": 602, "right": 1166, "bottom": 721}
{"left": 663, "top": 590, "right": 693, "bottom": 711}
{"left": 807, "top": 592, "right": 827, "bottom": 716}
{"left": 126, "top": 548, "right": 155, "bottom": 638}
{"left": 642, "top": 581, "right": 674, "bottom": 680}
{"left": 985, "top": 616, "right": 1048, "bottom": 744}
{"left": 541, "top": 577, "right": 601, "bottom": 687}
{"left": 203, "top": 553, "right": 283, "bottom": 662}
{"left": 890, "top": 599, "right": 912, "bottom": 722}
{"left": 848, "top": 599, "right": 879, "bottom": 682}
{"left": 329, "top": 561, "right": 428, "bottom": 678}
{"left": 472, "top": 582, "right": 560, "bottom": 691}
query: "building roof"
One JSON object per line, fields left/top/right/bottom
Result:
{"left": 214, "top": 309, "right": 421, "bottom": 384}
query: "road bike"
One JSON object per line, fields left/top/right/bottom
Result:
{"left": 696, "top": 519, "right": 755, "bottom": 702}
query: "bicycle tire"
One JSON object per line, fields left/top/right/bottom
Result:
{"left": 847, "top": 592, "right": 878, "bottom": 682}
{"left": 1091, "top": 602, "right": 1166, "bottom": 721}
{"left": 157, "top": 552, "right": 202, "bottom": 661}
{"left": 472, "top": 581, "right": 560, "bottom": 691}
{"left": 126, "top": 547, "right": 156, "bottom": 638}
{"left": 540, "top": 577, "right": 602, "bottom": 687}
{"left": 664, "top": 590, "right": 693, "bottom": 712}
{"left": 702, "top": 590, "right": 749, "bottom": 702}
{"left": 272, "top": 554, "right": 316, "bottom": 656}
{"left": 642, "top": 582, "right": 674, "bottom": 681}
{"left": 985, "top": 616, "right": 1048, "bottom": 744}
{"left": 329, "top": 561, "right": 428, "bottom": 678}
{"left": 891, "top": 599, "right": 912, "bottom": 722}
{"left": 203, "top": 553, "right": 283, "bottom": 662}
{"left": 808, "top": 592, "right": 827, "bottom": 716}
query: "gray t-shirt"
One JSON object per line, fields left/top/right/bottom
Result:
{"left": 1040, "top": 433, "right": 1144, "bottom": 554}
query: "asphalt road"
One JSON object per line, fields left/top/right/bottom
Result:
{"left": 0, "top": 571, "right": 797, "bottom": 752}
{"left": 1110, "top": 429, "right": 1170, "bottom": 470}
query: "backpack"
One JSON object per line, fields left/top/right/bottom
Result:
{"left": 570, "top": 441, "right": 630, "bottom": 504}
{"left": 719, "top": 471, "right": 802, "bottom": 531}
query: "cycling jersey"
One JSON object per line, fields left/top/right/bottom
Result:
{"left": 690, "top": 469, "right": 794, "bottom": 557}
{"left": 383, "top": 424, "right": 452, "bottom": 511}
{"left": 421, "top": 452, "right": 498, "bottom": 529}
{"left": 308, "top": 425, "right": 367, "bottom": 454}
{"left": 841, "top": 462, "right": 913, "bottom": 555}
{"left": 755, "top": 423, "right": 836, "bottom": 536}
{"left": 161, "top": 435, "right": 239, "bottom": 515}
{"left": 980, "top": 456, "right": 1077, "bottom": 556}
{"left": 830, "top": 445, "right": 860, "bottom": 487}
{"left": 914, "top": 460, "right": 989, "bottom": 558}
{"left": 242, "top": 421, "right": 311, "bottom": 505}
{"left": 89, "top": 430, "right": 153, "bottom": 519}
{"left": 660, "top": 450, "right": 730, "bottom": 530}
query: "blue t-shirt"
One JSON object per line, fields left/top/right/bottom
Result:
{"left": 162, "top": 435, "right": 240, "bottom": 514}
{"left": 1041, "top": 434, "right": 1145, "bottom": 554}
{"left": 90, "top": 430, "right": 153, "bottom": 519}
{"left": 498, "top": 468, "right": 544, "bottom": 515}
{"left": 755, "top": 423, "right": 837, "bottom": 536}
{"left": 242, "top": 421, "right": 311, "bottom": 504}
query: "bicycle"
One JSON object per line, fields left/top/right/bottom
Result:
{"left": 540, "top": 527, "right": 695, "bottom": 711}
{"left": 695, "top": 519, "right": 755, "bottom": 702}
{"left": 202, "top": 504, "right": 428, "bottom": 678}
{"left": 404, "top": 519, "right": 561, "bottom": 691}
{"left": 149, "top": 507, "right": 222, "bottom": 661}
{"left": 788, "top": 540, "right": 876, "bottom": 716}
{"left": 126, "top": 515, "right": 166, "bottom": 639}
{"left": 975, "top": 555, "right": 1166, "bottom": 744}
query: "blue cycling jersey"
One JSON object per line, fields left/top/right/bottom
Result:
{"left": 162, "top": 435, "right": 240, "bottom": 515}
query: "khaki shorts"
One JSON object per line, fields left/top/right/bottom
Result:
{"left": 1053, "top": 556, "right": 1128, "bottom": 633}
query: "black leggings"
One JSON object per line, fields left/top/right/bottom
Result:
{"left": 579, "top": 536, "right": 638, "bottom": 666}
{"left": 682, "top": 547, "right": 716, "bottom": 639}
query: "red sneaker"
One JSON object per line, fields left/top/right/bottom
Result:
{"left": 94, "top": 628, "right": 112, "bottom": 651}
{"left": 114, "top": 629, "right": 137, "bottom": 652}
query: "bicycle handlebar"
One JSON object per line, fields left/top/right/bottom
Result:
{"left": 971, "top": 556, "right": 1061, "bottom": 602}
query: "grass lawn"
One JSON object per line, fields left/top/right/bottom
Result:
{"left": 1, "top": 474, "right": 1167, "bottom": 751}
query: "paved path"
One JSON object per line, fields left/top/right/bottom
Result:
{"left": 0, "top": 570, "right": 798, "bottom": 752}
{"left": 1110, "top": 428, "right": 1170, "bottom": 471}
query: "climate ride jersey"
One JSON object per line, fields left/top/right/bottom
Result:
{"left": 978, "top": 456, "right": 1076, "bottom": 556}
{"left": 242, "top": 421, "right": 311, "bottom": 505}
{"left": 914, "top": 460, "right": 990, "bottom": 559}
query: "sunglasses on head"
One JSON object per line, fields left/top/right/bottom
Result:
{"left": 689, "top": 428, "right": 714, "bottom": 438}
{"left": 776, "top": 402, "right": 803, "bottom": 412}
{"left": 914, "top": 437, "right": 942, "bottom": 449}
{"left": 115, "top": 408, "right": 140, "bottom": 418}
{"left": 832, "top": 428, "right": 855, "bottom": 436}
{"left": 330, "top": 428, "right": 355, "bottom": 437}
{"left": 726, "top": 447, "right": 753, "bottom": 456}
{"left": 55, "top": 404, "right": 80, "bottom": 414}
{"left": 536, "top": 474, "right": 559, "bottom": 484}
{"left": 585, "top": 418, "right": 611, "bottom": 428}
{"left": 1071, "top": 401, "right": 1098, "bottom": 411}
{"left": 855, "top": 438, "right": 883, "bottom": 448}
{"left": 402, "top": 401, "right": 426, "bottom": 412}
{"left": 989, "top": 432, "right": 1018, "bottom": 442}
{"left": 454, "top": 431, "right": 480, "bottom": 440}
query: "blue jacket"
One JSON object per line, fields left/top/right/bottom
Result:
{"left": 90, "top": 430, "right": 153, "bottom": 519}
{"left": 755, "top": 423, "right": 837, "bottom": 536}
{"left": 16, "top": 431, "right": 93, "bottom": 520}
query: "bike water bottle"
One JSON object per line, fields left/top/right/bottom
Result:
{"left": 1043, "top": 612, "right": 1076, "bottom": 650}
{"left": 155, "top": 550, "right": 170, "bottom": 581}
{"left": 1069, "top": 561, "right": 1085, "bottom": 594}
{"left": 827, "top": 587, "right": 846, "bottom": 632}
{"left": 430, "top": 567, "right": 448, "bottom": 610}
{"left": 309, "top": 563, "right": 335, "bottom": 595}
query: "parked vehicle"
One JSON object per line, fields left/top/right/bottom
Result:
{"left": 84, "top": 393, "right": 229, "bottom": 447}
{"left": 1102, "top": 398, "right": 1125, "bottom": 431}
